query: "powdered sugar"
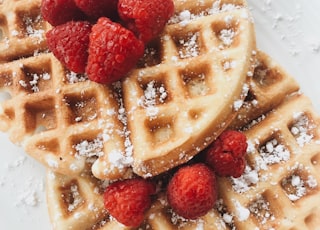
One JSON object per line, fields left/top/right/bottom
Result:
{"left": 74, "top": 137, "right": 104, "bottom": 159}
{"left": 233, "top": 83, "right": 249, "bottom": 111}
{"left": 259, "top": 138, "right": 290, "bottom": 166}
{"left": 232, "top": 165, "right": 259, "bottom": 193}
{"left": 233, "top": 200, "right": 250, "bottom": 221}
{"left": 169, "top": 1, "right": 242, "bottom": 26}
{"left": 248, "top": 195, "right": 275, "bottom": 225}
{"left": 290, "top": 112, "right": 314, "bottom": 147}
{"left": 66, "top": 184, "right": 83, "bottom": 212}
{"left": 106, "top": 82, "right": 134, "bottom": 169}
{"left": 23, "top": 15, "right": 45, "bottom": 41}
{"left": 138, "top": 80, "right": 168, "bottom": 119}
{"left": 66, "top": 71, "right": 87, "bottom": 84}
{"left": 178, "top": 33, "right": 200, "bottom": 58}
{"left": 19, "top": 72, "right": 51, "bottom": 92}
{"left": 219, "top": 29, "right": 236, "bottom": 47}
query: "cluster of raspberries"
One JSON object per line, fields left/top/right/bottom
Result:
{"left": 41, "top": 0, "right": 174, "bottom": 84}
{"left": 103, "top": 130, "right": 248, "bottom": 227}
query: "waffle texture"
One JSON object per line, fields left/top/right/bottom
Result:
{"left": 0, "top": 0, "right": 256, "bottom": 180}
{"left": 46, "top": 51, "right": 320, "bottom": 229}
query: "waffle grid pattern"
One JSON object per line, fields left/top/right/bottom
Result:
{"left": 0, "top": 0, "right": 256, "bottom": 180}
{"left": 0, "top": 0, "right": 48, "bottom": 62}
{"left": 219, "top": 94, "right": 320, "bottom": 230}
{"left": 122, "top": 0, "right": 255, "bottom": 177}
{"left": 46, "top": 52, "right": 320, "bottom": 229}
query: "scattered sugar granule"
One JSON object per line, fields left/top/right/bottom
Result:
{"left": 223, "top": 60, "right": 237, "bottom": 70}
{"left": 222, "top": 213, "right": 233, "bottom": 224}
{"left": 14, "top": 176, "right": 44, "bottom": 208}
{"left": 283, "top": 175, "right": 306, "bottom": 201}
{"left": 169, "top": 10, "right": 193, "bottom": 26}
{"left": 306, "top": 175, "right": 318, "bottom": 188}
{"left": 169, "top": 2, "right": 241, "bottom": 25}
{"left": 259, "top": 138, "right": 290, "bottom": 166}
{"left": 219, "top": 29, "right": 235, "bottom": 47}
{"left": 138, "top": 80, "right": 167, "bottom": 119}
{"left": 18, "top": 80, "right": 27, "bottom": 88}
{"left": 74, "top": 137, "right": 104, "bottom": 159}
{"left": 28, "top": 72, "right": 51, "bottom": 92}
{"left": 290, "top": 112, "right": 314, "bottom": 147}
{"left": 108, "top": 149, "right": 133, "bottom": 170}
{"left": 16, "top": 190, "right": 39, "bottom": 207}
{"left": 215, "top": 201, "right": 234, "bottom": 229}
{"left": 109, "top": 82, "right": 134, "bottom": 168}
{"left": 23, "top": 15, "right": 45, "bottom": 41}
{"left": 66, "top": 71, "right": 87, "bottom": 83}
{"left": 67, "top": 184, "right": 83, "bottom": 212}
{"left": 232, "top": 165, "right": 259, "bottom": 193}
{"left": 233, "top": 200, "right": 250, "bottom": 221}
{"left": 233, "top": 83, "right": 249, "bottom": 111}
{"left": 248, "top": 196, "right": 275, "bottom": 224}
{"left": 178, "top": 33, "right": 200, "bottom": 59}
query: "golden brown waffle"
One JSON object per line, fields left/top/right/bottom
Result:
{"left": 217, "top": 93, "right": 320, "bottom": 230}
{"left": 46, "top": 52, "right": 320, "bottom": 229}
{"left": 0, "top": 0, "right": 48, "bottom": 63}
{"left": 122, "top": 0, "right": 256, "bottom": 177}
{"left": 229, "top": 51, "right": 300, "bottom": 129}
{"left": 0, "top": 0, "right": 256, "bottom": 180}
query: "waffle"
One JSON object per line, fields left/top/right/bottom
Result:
{"left": 46, "top": 51, "right": 320, "bottom": 229}
{"left": 0, "top": 0, "right": 256, "bottom": 180}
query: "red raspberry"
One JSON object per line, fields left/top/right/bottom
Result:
{"left": 46, "top": 21, "right": 92, "bottom": 73}
{"left": 41, "top": 0, "right": 85, "bottom": 26}
{"left": 118, "top": 0, "right": 174, "bottom": 43}
{"left": 205, "top": 130, "right": 248, "bottom": 178}
{"left": 86, "top": 17, "right": 145, "bottom": 84}
{"left": 167, "top": 163, "right": 218, "bottom": 219}
{"left": 103, "top": 178, "right": 156, "bottom": 227}
{"left": 74, "top": 0, "right": 119, "bottom": 20}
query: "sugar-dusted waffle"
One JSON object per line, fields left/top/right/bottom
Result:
{"left": 217, "top": 93, "right": 320, "bottom": 230}
{"left": 0, "top": 0, "right": 48, "bottom": 63}
{"left": 46, "top": 51, "right": 320, "bottom": 229}
{"left": 0, "top": 0, "right": 256, "bottom": 180}
{"left": 229, "top": 51, "right": 300, "bottom": 129}
{"left": 121, "top": 0, "right": 256, "bottom": 177}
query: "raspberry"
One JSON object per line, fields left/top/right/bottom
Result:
{"left": 74, "top": 0, "right": 119, "bottom": 20}
{"left": 41, "top": 0, "right": 85, "bottom": 26}
{"left": 46, "top": 21, "right": 92, "bottom": 73}
{"left": 86, "top": 17, "right": 145, "bottom": 84}
{"left": 167, "top": 163, "right": 218, "bottom": 219}
{"left": 118, "top": 0, "right": 174, "bottom": 43}
{"left": 103, "top": 178, "right": 156, "bottom": 227}
{"left": 205, "top": 130, "right": 248, "bottom": 178}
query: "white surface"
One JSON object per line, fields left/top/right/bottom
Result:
{"left": 0, "top": 0, "right": 320, "bottom": 229}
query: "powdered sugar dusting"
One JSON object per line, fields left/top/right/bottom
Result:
{"left": 290, "top": 112, "right": 315, "bottom": 147}
{"left": 74, "top": 137, "right": 104, "bottom": 160}
{"left": 178, "top": 33, "right": 200, "bottom": 58}
{"left": 282, "top": 163, "right": 318, "bottom": 202}
{"left": 248, "top": 195, "right": 275, "bottom": 225}
{"left": 67, "top": 184, "right": 83, "bottom": 212}
{"left": 233, "top": 200, "right": 250, "bottom": 221}
{"left": 219, "top": 29, "right": 236, "bottom": 47}
{"left": 169, "top": 1, "right": 243, "bottom": 26}
{"left": 138, "top": 80, "right": 168, "bottom": 119}
{"left": 23, "top": 15, "right": 45, "bottom": 42}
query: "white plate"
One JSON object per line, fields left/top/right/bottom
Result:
{"left": 1, "top": 0, "right": 320, "bottom": 229}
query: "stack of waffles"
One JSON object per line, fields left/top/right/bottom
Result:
{"left": 0, "top": 0, "right": 319, "bottom": 229}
